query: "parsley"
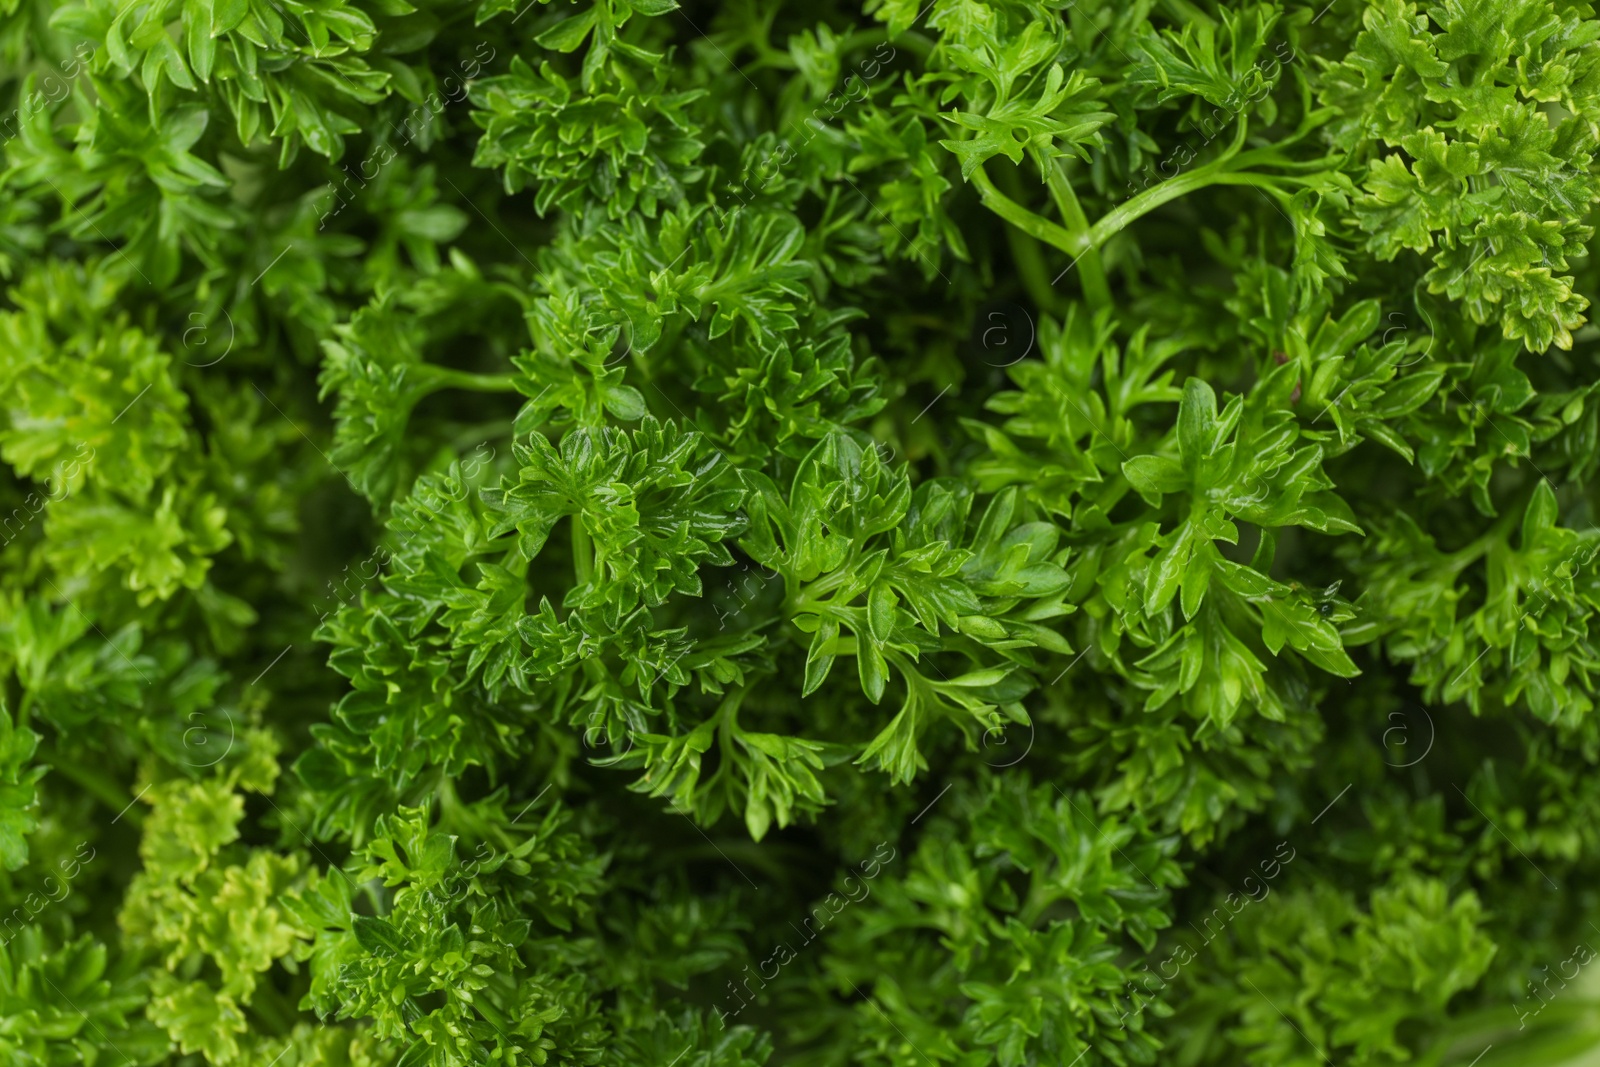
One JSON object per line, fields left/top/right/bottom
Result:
{"left": 2, "top": 1, "right": 1599, "bottom": 1065}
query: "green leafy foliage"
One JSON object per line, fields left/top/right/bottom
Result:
{"left": 3, "top": 0, "right": 1600, "bottom": 1065}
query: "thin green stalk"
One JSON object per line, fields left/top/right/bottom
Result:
{"left": 990, "top": 160, "right": 1082, "bottom": 314}
{"left": 787, "top": 567, "right": 854, "bottom": 615}
{"left": 448, "top": 419, "right": 514, "bottom": 453}
{"left": 1413, "top": 996, "right": 1600, "bottom": 1067}
{"left": 973, "top": 123, "right": 1289, "bottom": 306}
{"left": 1072, "top": 119, "right": 1260, "bottom": 253}
{"left": 1076, "top": 169, "right": 1285, "bottom": 255}
{"left": 43, "top": 750, "right": 141, "bottom": 825}
{"left": 1003, "top": 222, "right": 1072, "bottom": 318}
{"left": 429, "top": 368, "right": 521, "bottom": 394}
{"left": 571, "top": 517, "right": 594, "bottom": 587}
{"left": 1158, "top": 0, "right": 1215, "bottom": 28}
{"left": 971, "top": 164, "right": 1082, "bottom": 257}
{"left": 1044, "top": 158, "right": 1112, "bottom": 312}
{"left": 879, "top": 30, "right": 936, "bottom": 60}
{"left": 438, "top": 775, "right": 517, "bottom": 849}
{"left": 1446, "top": 486, "right": 1533, "bottom": 573}
{"left": 244, "top": 977, "right": 298, "bottom": 1035}
{"left": 838, "top": 28, "right": 889, "bottom": 53}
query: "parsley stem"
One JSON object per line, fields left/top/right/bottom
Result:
{"left": 428, "top": 368, "right": 521, "bottom": 394}
{"left": 440, "top": 776, "right": 518, "bottom": 850}
{"left": 1079, "top": 166, "right": 1274, "bottom": 255}
{"left": 448, "top": 419, "right": 513, "bottom": 453}
{"left": 971, "top": 163, "right": 1083, "bottom": 261}
{"left": 1069, "top": 120, "right": 1300, "bottom": 255}
{"left": 571, "top": 516, "right": 594, "bottom": 587}
{"left": 245, "top": 978, "right": 297, "bottom": 1035}
{"left": 990, "top": 162, "right": 1072, "bottom": 316}
{"left": 41, "top": 748, "right": 141, "bottom": 826}
{"left": 788, "top": 569, "right": 853, "bottom": 616}
{"left": 1158, "top": 0, "right": 1215, "bottom": 27}
{"left": 1044, "top": 158, "right": 1112, "bottom": 313}
{"left": 977, "top": 156, "right": 1281, "bottom": 315}
{"left": 1003, "top": 221, "right": 1071, "bottom": 318}
{"left": 1451, "top": 486, "right": 1534, "bottom": 569}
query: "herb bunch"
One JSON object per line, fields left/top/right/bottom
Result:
{"left": 3, "top": 1, "right": 1600, "bottom": 1065}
